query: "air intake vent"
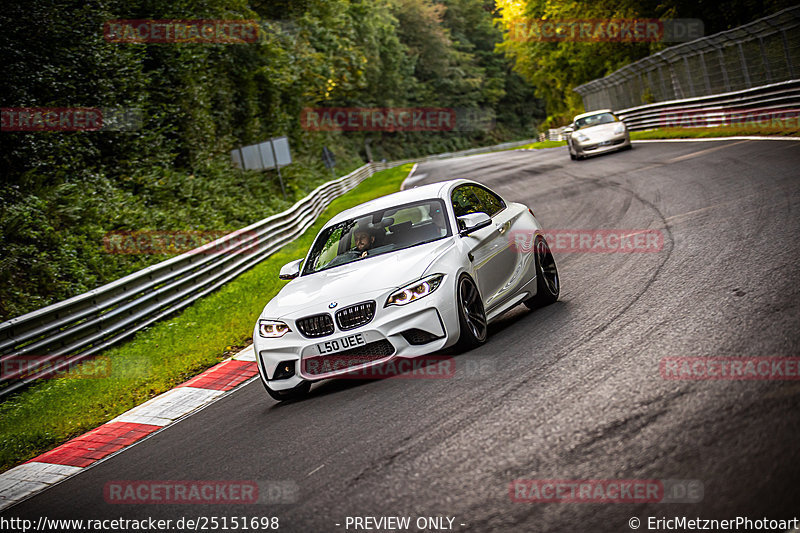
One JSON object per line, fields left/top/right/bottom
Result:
{"left": 302, "top": 340, "right": 395, "bottom": 376}
{"left": 335, "top": 301, "right": 376, "bottom": 330}
{"left": 401, "top": 329, "right": 441, "bottom": 345}
{"left": 296, "top": 313, "right": 335, "bottom": 338}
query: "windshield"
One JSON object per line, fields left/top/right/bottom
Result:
{"left": 575, "top": 112, "right": 618, "bottom": 130}
{"left": 303, "top": 199, "right": 451, "bottom": 275}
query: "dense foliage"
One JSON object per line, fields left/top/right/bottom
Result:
{"left": 0, "top": 0, "right": 544, "bottom": 321}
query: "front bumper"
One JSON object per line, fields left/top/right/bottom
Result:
{"left": 254, "top": 288, "right": 458, "bottom": 391}
{"left": 573, "top": 133, "right": 630, "bottom": 157}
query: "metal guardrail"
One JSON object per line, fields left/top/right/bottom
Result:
{"left": 0, "top": 138, "right": 535, "bottom": 398}
{"left": 0, "top": 162, "right": 386, "bottom": 397}
{"left": 615, "top": 79, "right": 800, "bottom": 130}
{"left": 574, "top": 6, "right": 800, "bottom": 112}
{"left": 392, "top": 138, "right": 538, "bottom": 162}
{"left": 547, "top": 128, "right": 567, "bottom": 141}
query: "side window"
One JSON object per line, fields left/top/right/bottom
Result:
{"left": 318, "top": 227, "right": 343, "bottom": 267}
{"left": 473, "top": 187, "right": 505, "bottom": 216}
{"left": 452, "top": 185, "right": 505, "bottom": 218}
{"left": 451, "top": 186, "right": 484, "bottom": 218}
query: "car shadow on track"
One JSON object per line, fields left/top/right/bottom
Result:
{"left": 267, "top": 300, "right": 569, "bottom": 407}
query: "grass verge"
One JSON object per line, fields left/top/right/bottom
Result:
{"left": 513, "top": 140, "right": 567, "bottom": 149}
{"left": 510, "top": 126, "right": 799, "bottom": 152}
{"left": 630, "top": 125, "right": 800, "bottom": 139}
{"left": 0, "top": 164, "right": 413, "bottom": 473}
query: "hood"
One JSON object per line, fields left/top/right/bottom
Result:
{"left": 578, "top": 122, "right": 622, "bottom": 141}
{"left": 262, "top": 239, "right": 454, "bottom": 319}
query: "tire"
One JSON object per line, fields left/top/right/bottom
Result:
{"left": 524, "top": 236, "right": 560, "bottom": 309}
{"left": 454, "top": 274, "right": 488, "bottom": 351}
{"left": 263, "top": 379, "right": 311, "bottom": 402}
{"left": 569, "top": 150, "right": 576, "bottom": 160}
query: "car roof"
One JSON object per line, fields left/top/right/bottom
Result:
{"left": 573, "top": 109, "right": 614, "bottom": 120}
{"left": 325, "top": 178, "right": 476, "bottom": 226}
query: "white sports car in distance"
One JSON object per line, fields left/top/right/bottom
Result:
{"left": 253, "top": 179, "right": 560, "bottom": 401}
{"left": 565, "top": 109, "right": 631, "bottom": 160}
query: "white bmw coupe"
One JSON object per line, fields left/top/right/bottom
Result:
{"left": 253, "top": 179, "right": 560, "bottom": 400}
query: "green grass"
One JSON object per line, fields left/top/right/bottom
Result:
{"left": 630, "top": 125, "right": 800, "bottom": 139}
{"left": 506, "top": 126, "right": 799, "bottom": 153}
{"left": 512, "top": 140, "right": 567, "bottom": 149}
{"left": 0, "top": 164, "right": 413, "bottom": 473}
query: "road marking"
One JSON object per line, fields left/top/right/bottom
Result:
{"left": 400, "top": 163, "right": 419, "bottom": 190}
{"left": 664, "top": 140, "right": 748, "bottom": 163}
{"left": 625, "top": 138, "right": 769, "bottom": 175}
{"left": 402, "top": 172, "right": 428, "bottom": 190}
{"left": 307, "top": 464, "right": 325, "bottom": 476}
{"left": 663, "top": 205, "right": 722, "bottom": 224}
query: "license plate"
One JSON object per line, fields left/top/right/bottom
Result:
{"left": 314, "top": 333, "right": 366, "bottom": 355}
{"left": 598, "top": 140, "right": 611, "bottom": 146}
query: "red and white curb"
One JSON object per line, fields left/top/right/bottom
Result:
{"left": 0, "top": 346, "right": 258, "bottom": 511}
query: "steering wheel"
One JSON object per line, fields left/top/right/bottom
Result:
{"left": 334, "top": 249, "right": 367, "bottom": 262}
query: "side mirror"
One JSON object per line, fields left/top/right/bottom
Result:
{"left": 279, "top": 258, "right": 304, "bottom": 280}
{"left": 457, "top": 212, "right": 492, "bottom": 236}
{"left": 563, "top": 125, "right": 574, "bottom": 134}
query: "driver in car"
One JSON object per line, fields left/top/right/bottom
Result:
{"left": 353, "top": 226, "right": 376, "bottom": 257}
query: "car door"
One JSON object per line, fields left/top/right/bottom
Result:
{"left": 451, "top": 184, "right": 516, "bottom": 311}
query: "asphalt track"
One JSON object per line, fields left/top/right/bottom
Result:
{"left": 6, "top": 140, "right": 800, "bottom": 532}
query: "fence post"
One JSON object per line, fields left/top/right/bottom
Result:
{"left": 780, "top": 29, "right": 794, "bottom": 78}
{"left": 699, "top": 52, "right": 712, "bottom": 95}
{"left": 683, "top": 56, "right": 695, "bottom": 97}
{"left": 758, "top": 36, "right": 772, "bottom": 83}
{"left": 717, "top": 46, "right": 731, "bottom": 92}
{"left": 737, "top": 42, "right": 751, "bottom": 88}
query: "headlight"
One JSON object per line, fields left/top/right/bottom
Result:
{"left": 385, "top": 274, "right": 444, "bottom": 307}
{"left": 613, "top": 123, "right": 626, "bottom": 134}
{"left": 575, "top": 132, "right": 590, "bottom": 142}
{"left": 258, "top": 319, "right": 291, "bottom": 338}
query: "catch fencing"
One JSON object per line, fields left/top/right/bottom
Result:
{"left": 574, "top": 6, "right": 799, "bottom": 112}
